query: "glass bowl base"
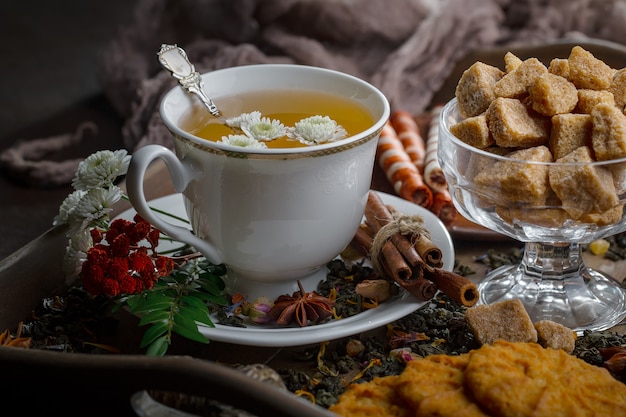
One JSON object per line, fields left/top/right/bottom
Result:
{"left": 478, "top": 263, "right": 626, "bottom": 334}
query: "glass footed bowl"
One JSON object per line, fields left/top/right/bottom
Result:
{"left": 438, "top": 98, "right": 626, "bottom": 334}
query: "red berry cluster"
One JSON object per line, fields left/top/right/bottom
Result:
{"left": 81, "top": 215, "right": 175, "bottom": 297}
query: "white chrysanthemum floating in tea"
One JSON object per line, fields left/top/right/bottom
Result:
{"left": 219, "top": 134, "right": 268, "bottom": 149}
{"left": 288, "top": 115, "right": 348, "bottom": 145}
{"left": 227, "top": 112, "right": 286, "bottom": 141}
{"left": 223, "top": 112, "right": 346, "bottom": 148}
{"left": 226, "top": 111, "right": 262, "bottom": 129}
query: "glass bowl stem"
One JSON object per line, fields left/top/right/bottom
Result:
{"left": 478, "top": 241, "right": 626, "bottom": 334}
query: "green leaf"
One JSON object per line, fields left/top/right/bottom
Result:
{"left": 202, "top": 293, "right": 229, "bottom": 306}
{"left": 145, "top": 335, "right": 170, "bottom": 357}
{"left": 181, "top": 294, "right": 208, "bottom": 310}
{"left": 173, "top": 314, "right": 209, "bottom": 344}
{"left": 140, "top": 322, "right": 170, "bottom": 348}
{"left": 122, "top": 293, "right": 145, "bottom": 310}
{"left": 138, "top": 310, "right": 171, "bottom": 326}
{"left": 201, "top": 270, "right": 227, "bottom": 287}
{"left": 158, "top": 275, "right": 178, "bottom": 284}
{"left": 131, "top": 298, "right": 174, "bottom": 314}
{"left": 178, "top": 304, "right": 213, "bottom": 327}
{"left": 196, "top": 278, "right": 222, "bottom": 295}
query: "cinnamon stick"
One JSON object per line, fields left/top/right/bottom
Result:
{"left": 412, "top": 234, "right": 444, "bottom": 268}
{"left": 425, "top": 267, "right": 479, "bottom": 307}
{"left": 398, "top": 276, "right": 438, "bottom": 301}
{"left": 350, "top": 223, "right": 375, "bottom": 257}
{"left": 352, "top": 222, "right": 413, "bottom": 283}
{"left": 386, "top": 204, "right": 443, "bottom": 268}
{"left": 381, "top": 241, "right": 412, "bottom": 282}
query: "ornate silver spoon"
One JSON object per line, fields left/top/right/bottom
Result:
{"left": 157, "top": 44, "right": 234, "bottom": 128}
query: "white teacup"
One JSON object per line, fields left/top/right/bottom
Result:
{"left": 126, "top": 64, "right": 389, "bottom": 300}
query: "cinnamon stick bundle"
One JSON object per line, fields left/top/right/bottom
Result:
{"left": 386, "top": 204, "right": 443, "bottom": 268}
{"left": 347, "top": 192, "right": 440, "bottom": 301}
{"left": 349, "top": 190, "right": 480, "bottom": 306}
{"left": 350, "top": 222, "right": 436, "bottom": 301}
{"left": 365, "top": 191, "right": 426, "bottom": 274}
{"left": 424, "top": 267, "right": 479, "bottom": 307}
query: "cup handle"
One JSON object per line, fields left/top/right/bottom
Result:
{"left": 126, "top": 144, "right": 223, "bottom": 264}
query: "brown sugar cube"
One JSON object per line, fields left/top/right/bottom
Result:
{"left": 528, "top": 73, "right": 578, "bottom": 116}
{"left": 609, "top": 67, "right": 626, "bottom": 111}
{"left": 534, "top": 320, "right": 576, "bottom": 354}
{"left": 579, "top": 204, "right": 624, "bottom": 226}
{"left": 549, "top": 113, "right": 592, "bottom": 160}
{"left": 455, "top": 61, "right": 505, "bottom": 118}
{"left": 609, "top": 160, "right": 626, "bottom": 196}
{"left": 494, "top": 57, "right": 548, "bottom": 98}
{"left": 496, "top": 192, "right": 568, "bottom": 228}
{"left": 465, "top": 299, "right": 538, "bottom": 345}
{"left": 567, "top": 45, "right": 616, "bottom": 90}
{"left": 475, "top": 145, "right": 552, "bottom": 205}
{"left": 450, "top": 113, "right": 494, "bottom": 149}
{"left": 486, "top": 97, "right": 550, "bottom": 148}
{"left": 504, "top": 51, "right": 522, "bottom": 73}
{"left": 548, "top": 57, "right": 569, "bottom": 78}
{"left": 465, "top": 146, "right": 510, "bottom": 183}
{"left": 591, "top": 102, "right": 626, "bottom": 160}
{"left": 575, "top": 89, "right": 615, "bottom": 114}
{"left": 497, "top": 205, "right": 569, "bottom": 228}
{"left": 549, "top": 146, "right": 620, "bottom": 219}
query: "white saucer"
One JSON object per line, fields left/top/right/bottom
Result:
{"left": 115, "top": 191, "right": 455, "bottom": 347}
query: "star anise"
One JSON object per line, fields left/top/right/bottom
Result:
{"left": 267, "top": 281, "right": 335, "bottom": 327}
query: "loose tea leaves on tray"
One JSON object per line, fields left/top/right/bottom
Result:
{"left": 6, "top": 252, "right": 626, "bottom": 411}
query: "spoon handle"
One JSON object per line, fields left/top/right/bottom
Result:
{"left": 157, "top": 44, "right": 223, "bottom": 118}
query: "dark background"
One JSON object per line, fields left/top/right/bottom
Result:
{"left": 0, "top": 1, "right": 137, "bottom": 259}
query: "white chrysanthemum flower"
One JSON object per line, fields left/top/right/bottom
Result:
{"left": 67, "top": 186, "right": 123, "bottom": 236}
{"left": 63, "top": 229, "right": 92, "bottom": 282}
{"left": 53, "top": 189, "right": 87, "bottom": 226}
{"left": 71, "top": 149, "right": 131, "bottom": 191}
{"left": 225, "top": 111, "right": 262, "bottom": 129}
{"left": 287, "top": 115, "right": 347, "bottom": 145}
{"left": 242, "top": 117, "right": 286, "bottom": 141}
{"left": 219, "top": 134, "right": 268, "bottom": 149}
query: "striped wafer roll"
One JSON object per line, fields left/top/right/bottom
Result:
{"left": 424, "top": 105, "right": 448, "bottom": 193}
{"left": 376, "top": 122, "right": 433, "bottom": 208}
{"left": 431, "top": 187, "right": 457, "bottom": 226}
{"left": 390, "top": 110, "right": 427, "bottom": 174}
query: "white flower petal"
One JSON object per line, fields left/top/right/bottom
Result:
{"left": 225, "top": 111, "right": 262, "bottom": 128}
{"left": 53, "top": 189, "right": 87, "bottom": 226}
{"left": 287, "top": 115, "right": 347, "bottom": 145}
{"left": 63, "top": 229, "right": 92, "bottom": 282}
{"left": 243, "top": 117, "right": 286, "bottom": 141}
{"left": 219, "top": 134, "right": 268, "bottom": 149}
{"left": 71, "top": 149, "right": 131, "bottom": 191}
{"left": 67, "top": 186, "right": 122, "bottom": 236}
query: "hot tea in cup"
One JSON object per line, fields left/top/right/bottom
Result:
{"left": 126, "top": 64, "right": 390, "bottom": 300}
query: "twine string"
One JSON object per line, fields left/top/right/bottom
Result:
{"left": 369, "top": 213, "right": 430, "bottom": 275}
